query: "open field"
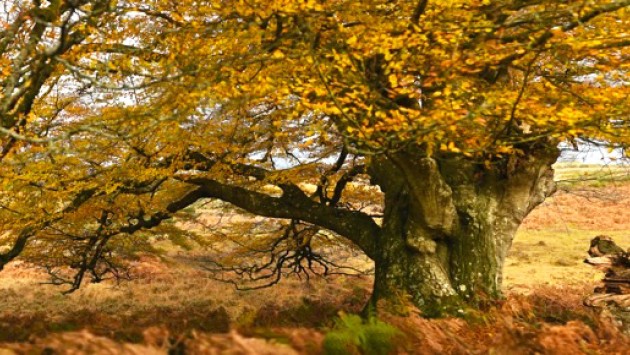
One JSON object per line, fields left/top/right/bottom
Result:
{"left": 1, "top": 165, "right": 630, "bottom": 354}
{"left": 506, "top": 167, "right": 630, "bottom": 290}
{"left": 553, "top": 162, "right": 630, "bottom": 187}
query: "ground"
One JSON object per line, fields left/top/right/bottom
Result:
{"left": 0, "top": 163, "right": 629, "bottom": 354}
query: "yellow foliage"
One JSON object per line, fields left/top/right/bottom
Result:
{"left": 0, "top": 0, "right": 629, "bottom": 278}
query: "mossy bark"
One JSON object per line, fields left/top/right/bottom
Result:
{"left": 367, "top": 149, "right": 557, "bottom": 316}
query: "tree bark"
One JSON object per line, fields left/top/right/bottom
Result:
{"left": 367, "top": 148, "right": 558, "bottom": 316}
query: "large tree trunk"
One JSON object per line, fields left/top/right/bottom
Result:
{"left": 368, "top": 148, "right": 558, "bottom": 316}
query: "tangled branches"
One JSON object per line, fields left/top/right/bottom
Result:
{"left": 42, "top": 243, "right": 133, "bottom": 295}
{"left": 195, "top": 219, "right": 372, "bottom": 290}
{"left": 34, "top": 210, "right": 159, "bottom": 294}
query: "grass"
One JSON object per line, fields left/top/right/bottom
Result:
{"left": 0, "top": 262, "right": 372, "bottom": 341}
{"left": 1, "top": 226, "right": 629, "bottom": 353}
{"left": 505, "top": 229, "right": 630, "bottom": 292}
{"left": 553, "top": 162, "right": 630, "bottom": 187}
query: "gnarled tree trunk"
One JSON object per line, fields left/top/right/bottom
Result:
{"left": 368, "top": 148, "right": 558, "bottom": 316}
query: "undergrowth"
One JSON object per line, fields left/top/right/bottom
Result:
{"left": 323, "top": 313, "right": 402, "bottom": 355}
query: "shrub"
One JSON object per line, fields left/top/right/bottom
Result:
{"left": 323, "top": 313, "right": 401, "bottom": 355}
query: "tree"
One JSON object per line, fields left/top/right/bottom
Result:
{"left": 1, "top": 0, "right": 629, "bottom": 315}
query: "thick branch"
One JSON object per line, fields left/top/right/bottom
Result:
{"left": 118, "top": 187, "right": 207, "bottom": 234}
{"left": 411, "top": 0, "right": 428, "bottom": 24}
{"left": 183, "top": 177, "right": 380, "bottom": 259}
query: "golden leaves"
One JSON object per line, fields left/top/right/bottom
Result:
{"left": 2, "top": 0, "right": 630, "bottom": 235}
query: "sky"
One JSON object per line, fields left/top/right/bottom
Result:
{"left": 558, "top": 141, "right": 628, "bottom": 165}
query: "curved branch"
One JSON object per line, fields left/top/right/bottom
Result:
{"left": 182, "top": 177, "right": 380, "bottom": 259}
{"left": 118, "top": 187, "right": 207, "bottom": 234}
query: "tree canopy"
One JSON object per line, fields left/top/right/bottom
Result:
{"left": 1, "top": 0, "right": 629, "bottom": 312}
